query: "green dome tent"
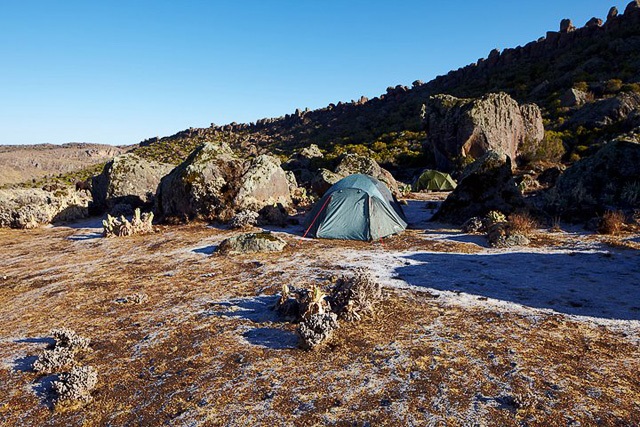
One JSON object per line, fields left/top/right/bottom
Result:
{"left": 303, "top": 174, "right": 407, "bottom": 241}
{"left": 413, "top": 169, "right": 457, "bottom": 191}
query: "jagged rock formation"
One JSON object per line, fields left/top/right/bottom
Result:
{"left": 422, "top": 93, "right": 544, "bottom": 171}
{"left": 0, "top": 187, "right": 89, "bottom": 229}
{"left": 91, "top": 153, "right": 173, "bottom": 214}
{"left": 129, "top": 4, "right": 640, "bottom": 173}
{"left": 333, "top": 154, "right": 400, "bottom": 196}
{"left": 432, "top": 152, "right": 525, "bottom": 225}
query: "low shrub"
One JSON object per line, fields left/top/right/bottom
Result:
{"left": 598, "top": 211, "right": 625, "bottom": 235}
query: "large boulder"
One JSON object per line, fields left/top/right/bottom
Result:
{"left": 431, "top": 152, "right": 525, "bottom": 225}
{"left": 311, "top": 168, "right": 342, "bottom": 196}
{"left": 560, "top": 88, "right": 590, "bottom": 108}
{"left": 234, "top": 155, "right": 292, "bottom": 211}
{"left": 423, "top": 93, "right": 544, "bottom": 171}
{"left": 333, "top": 154, "right": 400, "bottom": 196}
{"left": 91, "top": 153, "right": 173, "bottom": 213}
{"left": 0, "top": 187, "right": 90, "bottom": 229}
{"left": 156, "top": 142, "right": 246, "bottom": 222}
{"left": 549, "top": 137, "right": 640, "bottom": 219}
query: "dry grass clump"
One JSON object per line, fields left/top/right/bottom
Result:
{"left": 103, "top": 208, "right": 154, "bottom": 237}
{"left": 52, "top": 366, "right": 98, "bottom": 406}
{"left": 276, "top": 268, "right": 383, "bottom": 350}
{"left": 329, "top": 268, "right": 382, "bottom": 321}
{"left": 598, "top": 210, "right": 625, "bottom": 235}
{"left": 507, "top": 212, "right": 538, "bottom": 237}
{"left": 33, "top": 328, "right": 90, "bottom": 373}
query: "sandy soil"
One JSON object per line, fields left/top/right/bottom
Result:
{"left": 1, "top": 197, "right": 639, "bottom": 426}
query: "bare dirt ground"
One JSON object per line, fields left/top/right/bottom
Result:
{"left": 1, "top": 197, "right": 639, "bottom": 426}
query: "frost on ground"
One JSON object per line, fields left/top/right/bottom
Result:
{"left": 0, "top": 198, "right": 639, "bottom": 425}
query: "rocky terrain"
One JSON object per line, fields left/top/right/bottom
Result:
{"left": 0, "top": 143, "right": 129, "bottom": 188}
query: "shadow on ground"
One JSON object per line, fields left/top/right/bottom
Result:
{"left": 395, "top": 251, "right": 640, "bottom": 320}
{"left": 243, "top": 327, "right": 298, "bottom": 349}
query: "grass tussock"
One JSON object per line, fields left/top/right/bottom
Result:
{"left": 508, "top": 212, "right": 539, "bottom": 237}
{"left": 598, "top": 210, "right": 625, "bottom": 235}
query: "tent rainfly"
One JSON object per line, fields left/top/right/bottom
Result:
{"left": 303, "top": 174, "right": 407, "bottom": 241}
{"left": 413, "top": 169, "right": 457, "bottom": 191}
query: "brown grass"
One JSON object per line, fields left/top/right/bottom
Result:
{"left": 507, "top": 212, "right": 538, "bottom": 236}
{"left": 0, "top": 221, "right": 639, "bottom": 425}
{"left": 598, "top": 210, "right": 626, "bottom": 235}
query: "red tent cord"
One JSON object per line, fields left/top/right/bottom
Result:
{"left": 298, "top": 195, "right": 332, "bottom": 244}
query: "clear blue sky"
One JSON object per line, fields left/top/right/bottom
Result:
{"left": 0, "top": 1, "right": 629, "bottom": 146}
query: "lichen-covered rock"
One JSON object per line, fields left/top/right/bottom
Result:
{"left": 234, "top": 155, "right": 292, "bottom": 211}
{"left": 550, "top": 138, "right": 640, "bottom": 219}
{"left": 487, "top": 223, "right": 531, "bottom": 248}
{"left": 296, "top": 313, "right": 339, "bottom": 350}
{"left": 0, "top": 187, "right": 89, "bottom": 229}
{"left": 217, "top": 232, "right": 287, "bottom": 255}
{"left": 329, "top": 268, "right": 382, "bottom": 321}
{"left": 229, "top": 210, "right": 259, "bottom": 229}
{"left": 156, "top": 142, "right": 246, "bottom": 222}
{"left": 53, "top": 366, "right": 98, "bottom": 405}
{"left": 432, "top": 152, "right": 525, "bottom": 225}
{"left": 462, "top": 217, "right": 485, "bottom": 233}
{"left": 91, "top": 153, "right": 173, "bottom": 213}
{"left": 423, "top": 93, "right": 544, "bottom": 171}
{"left": 334, "top": 154, "right": 400, "bottom": 196}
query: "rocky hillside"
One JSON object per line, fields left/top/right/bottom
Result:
{"left": 133, "top": 2, "right": 640, "bottom": 173}
{"left": 0, "top": 143, "right": 130, "bottom": 187}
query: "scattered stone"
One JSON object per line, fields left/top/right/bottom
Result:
{"left": 462, "top": 217, "right": 485, "bottom": 233}
{"left": 115, "top": 293, "right": 149, "bottom": 305}
{"left": 296, "top": 313, "right": 339, "bottom": 350}
{"left": 217, "top": 232, "right": 287, "bottom": 255}
{"left": 51, "top": 328, "right": 90, "bottom": 351}
{"left": 486, "top": 223, "right": 531, "bottom": 248}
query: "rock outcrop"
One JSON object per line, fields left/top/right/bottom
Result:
{"left": 567, "top": 92, "right": 640, "bottom": 128}
{"left": 91, "top": 153, "right": 172, "bottom": 213}
{"left": 156, "top": 142, "right": 246, "bottom": 222}
{"left": 431, "top": 152, "right": 526, "bottom": 225}
{"left": 423, "top": 93, "right": 544, "bottom": 171}
{"left": 549, "top": 137, "right": 640, "bottom": 218}
{"left": 560, "top": 88, "right": 590, "bottom": 108}
{"left": 0, "top": 187, "right": 90, "bottom": 229}
{"left": 156, "top": 143, "right": 294, "bottom": 222}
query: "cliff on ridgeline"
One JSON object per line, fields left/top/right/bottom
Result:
{"left": 133, "top": 2, "right": 640, "bottom": 173}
